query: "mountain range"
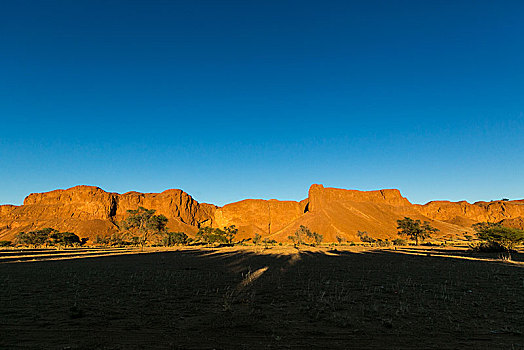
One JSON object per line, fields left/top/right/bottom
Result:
{"left": 1, "top": 184, "right": 523, "bottom": 242}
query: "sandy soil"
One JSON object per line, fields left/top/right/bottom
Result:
{"left": 0, "top": 246, "right": 522, "bottom": 349}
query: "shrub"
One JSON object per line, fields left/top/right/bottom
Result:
{"left": 120, "top": 207, "right": 168, "bottom": 249}
{"left": 374, "top": 239, "right": 391, "bottom": 247}
{"left": 162, "top": 232, "right": 189, "bottom": 246}
{"left": 392, "top": 238, "right": 407, "bottom": 246}
{"left": 262, "top": 238, "right": 277, "bottom": 248}
{"left": 48, "top": 231, "right": 81, "bottom": 247}
{"left": 397, "top": 217, "right": 439, "bottom": 245}
{"left": 357, "top": 231, "right": 375, "bottom": 243}
{"left": 0, "top": 240, "right": 12, "bottom": 247}
{"left": 196, "top": 227, "right": 229, "bottom": 245}
{"left": 470, "top": 241, "right": 507, "bottom": 253}
{"left": 253, "top": 233, "right": 262, "bottom": 246}
{"left": 472, "top": 222, "right": 524, "bottom": 251}
{"left": 15, "top": 228, "right": 83, "bottom": 247}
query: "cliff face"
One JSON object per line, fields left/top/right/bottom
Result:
{"left": 1, "top": 184, "right": 523, "bottom": 243}
{"left": 307, "top": 184, "right": 411, "bottom": 212}
{"left": 0, "top": 186, "right": 214, "bottom": 241}
{"left": 213, "top": 199, "right": 306, "bottom": 240}
{"left": 416, "top": 200, "right": 524, "bottom": 226}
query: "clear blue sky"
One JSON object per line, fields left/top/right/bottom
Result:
{"left": 1, "top": 0, "right": 523, "bottom": 206}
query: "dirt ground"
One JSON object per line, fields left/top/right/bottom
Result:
{"left": 0, "top": 246, "right": 523, "bottom": 349}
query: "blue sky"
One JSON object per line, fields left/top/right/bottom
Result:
{"left": 1, "top": 0, "right": 523, "bottom": 206}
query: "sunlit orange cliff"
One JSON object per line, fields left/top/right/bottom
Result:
{"left": 1, "top": 184, "right": 523, "bottom": 242}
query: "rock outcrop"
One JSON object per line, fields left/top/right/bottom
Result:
{"left": 213, "top": 199, "right": 307, "bottom": 240}
{"left": 1, "top": 184, "right": 523, "bottom": 243}
{"left": 0, "top": 186, "right": 214, "bottom": 241}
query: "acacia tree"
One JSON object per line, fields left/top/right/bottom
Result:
{"left": 472, "top": 222, "right": 524, "bottom": 251}
{"left": 397, "top": 217, "right": 439, "bottom": 245}
{"left": 223, "top": 225, "right": 238, "bottom": 244}
{"left": 48, "top": 231, "right": 82, "bottom": 247}
{"left": 121, "top": 207, "right": 168, "bottom": 249}
{"left": 288, "top": 225, "right": 307, "bottom": 248}
{"left": 16, "top": 228, "right": 58, "bottom": 247}
{"left": 196, "top": 227, "right": 227, "bottom": 245}
{"left": 253, "top": 233, "right": 262, "bottom": 246}
{"left": 162, "top": 232, "right": 189, "bottom": 246}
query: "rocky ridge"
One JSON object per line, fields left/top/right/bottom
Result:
{"left": 1, "top": 184, "right": 523, "bottom": 242}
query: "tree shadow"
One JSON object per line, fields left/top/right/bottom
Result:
{"left": 1, "top": 246, "right": 522, "bottom": 349}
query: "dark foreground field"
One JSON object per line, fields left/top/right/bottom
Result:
{"left": 0, "top": 247, "right": 523, "bottom": 349}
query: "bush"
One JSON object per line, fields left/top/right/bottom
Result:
{"left": 253, "top": 233, "right": 262, "bottom": 246}
{"left": 49, "top": 231, "right": 82, "bottom": 247}
{"left": 357, "top": 231, "right": 375, "bottom": 243}
{"left": 392, "top": 238, "right": 407, "bottom": 246}
{"left": 196, "top": 227, "right": 232, "bottom": 245}
{"left": 374, "top": 239, "right": 391, "bottom": 247}
{"left": 472, "top": 222, "right": 524, "bottom": 251}
{"left": 16, "top": 228, "right": 83, "bottom": 247}
{"left": 0, "top": 240, "right": 12, "bottom": 247}
{"left": 162, "top": 232, "right": 189, "bottom": 246}
{"left": 397, "top": 217, "right": 438, "bottom": 245}
{"left": 470, "top": 241, "right": 507, "bottom": 253}
{"left": 262, "top": 238, "right": 277, "bottom": 248}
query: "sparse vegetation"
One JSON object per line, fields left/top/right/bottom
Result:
{"left": 1, "top": 245, "right": 521, "bottom": 349}
{"left": 288, "top": 225, "right": 322, "bottom": 248}
{"left": 392, "top": 238, "right": 407, "bottom": 246}
{"left": 223, "top": 225, "right": 238, "bottom": 244}
{"left": 471, "top": 222, "right": 524, "bottom": 252}
{"left": 397, "top": 217, "right": 439, "bottom": 245}
{"left": 120, "top": 207, "right": 168, "bottom": 249}
{"left": 15, "top": 228, "right": 84, "bottom": 248}
{"left": 162, "top": 232, "right": 190, "bottom": 246}
{"left": 252, "top": 233, "right": 262, "bottom": 246}
{"left": 0, "top": 240, "right": 12, "bottom": 247}
{"left": 262, "top": 238, "right": 277, "bottom": 249}
{"left": 357, "top": 230, "right": 375, "bottom": 243}
{"left": 288, "top": 225, "right": 307, "bottom": 248}
{"left": 196, "top": 226, "right": 237, "bottom": 245}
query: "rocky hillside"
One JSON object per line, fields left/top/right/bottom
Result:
{"left": 1, "top": 184, "right": 523, "bottom": 242}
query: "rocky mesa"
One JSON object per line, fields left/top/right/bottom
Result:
{"left": 1, "top": 184, "right": 523, "bottom": 243}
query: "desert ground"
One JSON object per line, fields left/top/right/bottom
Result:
{"left": 0, "top": 246, "right": 523, "bottom": 349}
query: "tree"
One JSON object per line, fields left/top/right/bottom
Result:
{"left": 223, "top": 225, "right": 238, "bottom": 244}
{"left": 196, "top": 226, "right": 228, "bottom": 245}
{"left": 472, "top": 222, "right": 524, "bottom": 251}
{"left": 162, "top": 232, "right": 189, "bottom": 246}
{"left": 288, "top": 225, "right": 309, "bottom": 248}
{"left": 48, "top": 231, "right": 81, "bottom": 247}
{"left": 253, "top": 233, "right": 262, "bottom": 246}
{"left": 397, "top": 217, "right": 439, "bottom": 245}
{"left": 357, "top": 231, "right": 375, "bottom": 243}
{"left": 262, "top": 238, "right": 277, "bottom": 249}
{"left": 0, "top": 240, "right": 12, "bottom": 247}
{"left": 16, "top": 228, "right": 58, "bottom": 247}
{"left": 306, "top": 230, "right": 323, "bottom": 246}
{"left": 121, "top": 207, "right": 168, "bottom": 249}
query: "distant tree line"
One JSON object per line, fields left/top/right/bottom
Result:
{"left": 6, "top": 210, "right": 522, "bottom": 251}
{"left": 14, "top": 228, "right": 86, "bottom": 248}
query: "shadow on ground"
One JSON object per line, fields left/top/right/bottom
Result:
{"left": 0, "top": 247, "right": 522, "bottom": 349}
